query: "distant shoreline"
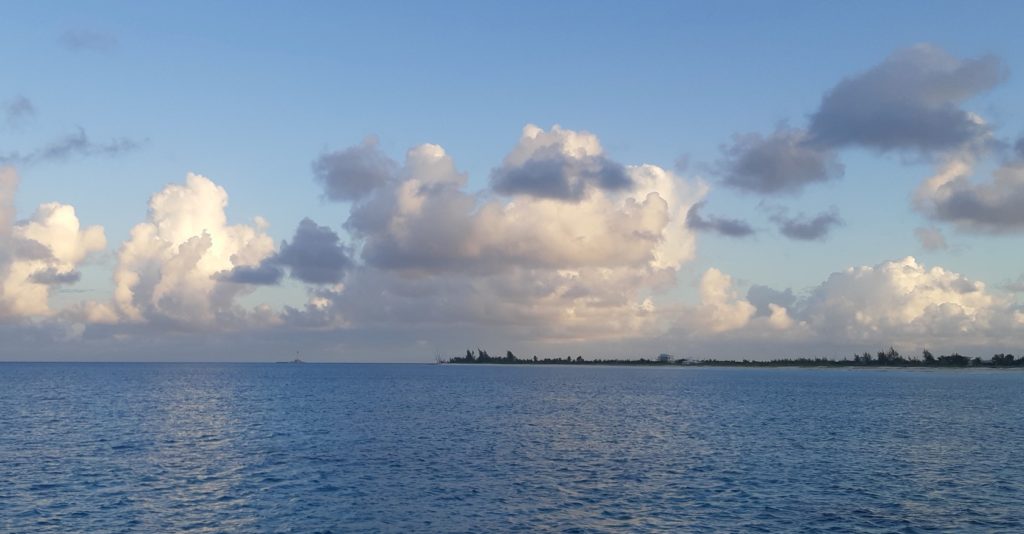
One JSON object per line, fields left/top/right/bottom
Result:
{"left": 443, "top": 360, "right": 1024, "bottom": 369}
{"left": 443, "top": 348, "right": 1024, "bottom": 369}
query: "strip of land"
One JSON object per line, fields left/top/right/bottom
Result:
{"left": 444, "top": 348, "right": 1023, "bottom": 368}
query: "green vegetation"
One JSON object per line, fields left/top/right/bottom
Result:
{"left": 444, "top": 347, "right": 1024, "bottom": 368}
{"left": 445, "top": 349, "right": 678, "bottom": 366}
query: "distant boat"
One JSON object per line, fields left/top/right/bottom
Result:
{"left": 276, "top": 351, "right": 306, "bottom": 364}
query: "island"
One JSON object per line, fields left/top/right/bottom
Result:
{"left": 443, "top": 348, "right": 1024, "bottom": 368}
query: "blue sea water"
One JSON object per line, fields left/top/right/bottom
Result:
{"left": 1, "top": 364, "right": 1022, "bottom": 532}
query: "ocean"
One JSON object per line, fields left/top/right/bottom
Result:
{"left": 2, "top": 363, "right": 1022, "bottom": 532}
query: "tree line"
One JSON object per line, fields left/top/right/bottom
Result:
{"left": 445, "top": 349, "right": 676, "bottom": 366}
{"left": 444, "top": 347, "right": 1024, "bottom": 368}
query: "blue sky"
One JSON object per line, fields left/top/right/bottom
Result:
{"left": 2, "top": 1, "right": 1023, "bottom": 360}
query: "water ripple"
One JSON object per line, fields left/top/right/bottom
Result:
{"left": 1, "top": 364, "right": 1022, "bottom": 531}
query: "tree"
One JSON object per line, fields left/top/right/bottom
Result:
{"left": 922, "top": 349, "right": 935, "bottom": 364}
{"left": 938, "top": 353, "right": 969, "bottom": 366}
{"left": 992, "top": 353, "right": 1015, "bottom": 366}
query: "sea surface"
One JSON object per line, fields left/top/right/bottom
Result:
{"left": 1, "top": 363, "right": 1023, "bottom": 532}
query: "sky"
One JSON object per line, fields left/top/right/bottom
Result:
{"left": 2, "top": 1, "right": 1024, "bottom": 361}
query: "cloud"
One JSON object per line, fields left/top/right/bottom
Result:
{"left": 36, "top": 128, "right": 140, "bottom": 160}
{"left": 4, "top": 96, "right": 34, "bottom": 126}
{"left": 685, "top": 201, "right": 755, "bottom": 237}
{"left": 298, "top": 126, "right": 706, "bottom": 341}
{"left": 717, "top": 127, "right": 843, "bottom": 194}
{"left": 217, "top": 263, "right": 283, "bottom": 286}
{"left": 682, "top": 269, "right": 797, "bottom": 335}
{"left": 0, "top": 167, "right": 106, "bottom": 319}
{"left": 218, "top": 218, "right": 352, "bottom": 286}
{"left": 29, "top": 268, "right": 82, "bottom": 285}
{"left": 771, "top": 208, "right": 842, "bottom": 241}
{"left": 914, "top": 226, "right": 948, "bottom": 250}
{"left": 110, "top": 173, "right": 276, "bottom": 327}
{"left": 807, "top": 44, "right": 1005, "bottom": 153}
{"left": 275, "top": 218, "right": 352, "bottom": 285}
{"left": 692, "top": 268, "right": 757, "bottom": 333}
{"left": 711, "top": 44, "right": 1004, "bottom": 209}
{"left": 672, "top": 257, "right": 1021, "bottom": 355}
{"left": 0, "top": 169, "right": 17, "bottom": 293}
{"left": 915, "top": 155, "right": 1024, "bottom": 232}
{"left": 313, "top": 136, "right": 396, "bottom": 201}
{"left": 340, "top": 143, "right": 701, "bottom": 274}
{"left": 490, "top": 124, "right": 633, "bottom": 201}
{"left": 746, "top": 285, "right": 796, "bottom": 317}
{"left": 799, "top": 256, "right": 1009, "bottom": 344}
{"left": 59, "top": 29, "right": 118, "bottom": 52}
{"left": 0, "top": 128, "right": 142, "bottom": 166}
{"left": 11, "top": 237, "right": 53, "bottom": 261}
{"left": 0, "top": 168, "right": 15, "bottom": 245}
{"left": 298, "top": 265, "right": 673, "bottom": 343}
{"left": 34, "top": 124, "right": 700, "bottom": 346}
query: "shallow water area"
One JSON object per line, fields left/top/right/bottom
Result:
{"left": 2, "top": 363, "right": 1022, "bottom": 532}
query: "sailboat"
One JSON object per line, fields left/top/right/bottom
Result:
{"left": 277, "top": 351, "right": 306, "bottom": 364}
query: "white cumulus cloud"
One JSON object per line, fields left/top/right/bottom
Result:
{"left": 0, "top": 167, "right": 106, "bottom": 319}
{"left": 802, "top": 256, "right": 1004, "bottom": 343}
{"left": 110, "top": 173, "right": 276, "bottom": 327}
{"left": 671, "top": 257, "right": 1020, "bottom": 356}
{"left": 692, "top": 268, "right": 757, "bottom": 333}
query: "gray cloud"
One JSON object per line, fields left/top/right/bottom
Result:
{"left": 771, "top": 209, "right": 842, "bottom": 241}
{"left": 218, "top": 218, "right": 352, "bottom": 286}
{"left": 947, "top": 277, "right": 980, "bottom": 294}
{"left": 4, "top": 96, "right": 34, "bottom": 126}
{"left": 685, "top": 201, "right": 755, "bottom": 237}
{"left": 348, "top": 186, "right": 478, "bottom": 272}
{"left": 12, "top": 238, "right": 54, "bottom": 261}
{"left": 217, "top": 263, "right": 284, "bottom": 285}
{"left": 807, "top": 44, "right": 1005, "bottom": 153}
{"left": 491, "top": 149, "right": 632, "bottom": 201}
{"left": 29, "top": 268, "right": 81, "bottom": 285}
{"left": 275, "top": 218, "right": 352, "bottom": 284}
{"left": 0, "top": 128, "right": 142, "bottom": 165}
{"left": 745, "top": 285, "right": 796, "bottom": 317}
{"left": 313, "top": 137, "right": 396, "bottom": 202}
{"left": 489, "top": 125, "right": 633, "bottom": 202}
{"left": 929, "top": 164, "right": 1024, "bottom": 232}
{"left": 914, "top": 226, "right": 948, "bottom": 251}
{"left": 36, "top": 128, "right": 139, "bottom": 160}
{"left": 717, "top": 127, "right": 844, "bottom": 195}
{"left": 59, "top": 29, "right": 118, "bottom": 52}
